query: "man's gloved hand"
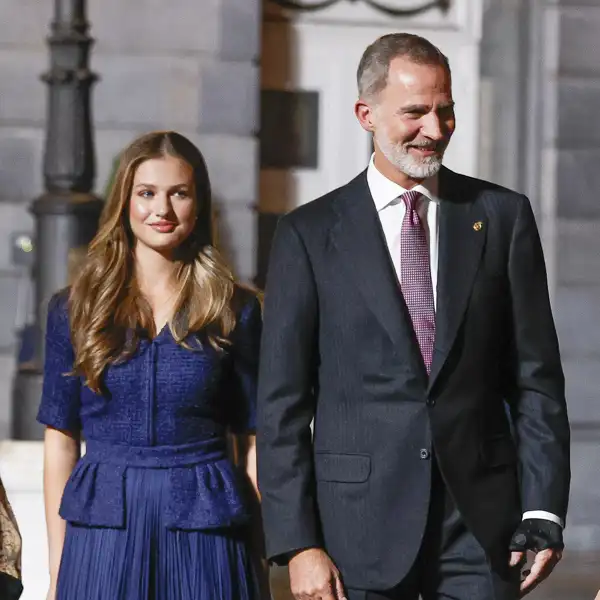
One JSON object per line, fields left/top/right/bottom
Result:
{"left": 509, "top": 518, "right": 564, "bottom": 553}
{"left": 509, "top": 519, "right": 563, "bottom": 597}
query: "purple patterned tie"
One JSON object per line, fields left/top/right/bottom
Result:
{"left": 400, "top": 190, "right": 436, "bottom": 373}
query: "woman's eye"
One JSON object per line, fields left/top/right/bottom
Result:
{"left": 173, "top": 190, "right": 188, "bottom": 199}
{"left": 139, "top": 190, "right": 154, "bottom": 198}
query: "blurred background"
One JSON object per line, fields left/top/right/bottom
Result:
{"left": 0, "top": 0, "right": 598, "bottom": 598}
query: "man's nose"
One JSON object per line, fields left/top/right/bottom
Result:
{"left": 421, "top": 114, "right": 444, "bottom": 141}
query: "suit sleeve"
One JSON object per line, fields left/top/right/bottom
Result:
{"left": 257, "top": 215, "right": 321, "bottom": 561}
{"left": 506, "top": 196, "right": 570, "bottom": 523}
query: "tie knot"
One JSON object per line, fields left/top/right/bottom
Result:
{"left": 402, "top": 190, "right": 421, "bottom": 212}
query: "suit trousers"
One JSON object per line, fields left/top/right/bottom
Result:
{"left": 347, "top": 457, "right": 520, "bottom": 600}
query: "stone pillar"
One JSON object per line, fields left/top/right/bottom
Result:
{"left": 480, "top": 0, "right": 600, "bottom": 554}
{"left": 478, "top": 0, "right": 531, "bottom": 194}
{"left": 12, "top": 0, "right": 103, "bottom": 440}
{"left": 525, "top": 0, "right": 600, "bottom": 552}
{"left": 550, "top": 1, "right": 600, "bottom": 551}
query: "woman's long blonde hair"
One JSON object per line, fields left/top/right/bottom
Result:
{"left": 69, "top": 131, "right": 237, "bottom": 393}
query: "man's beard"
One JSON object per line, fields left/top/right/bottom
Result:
{"left": 374, "top": 126, "right": 446, "bottom": 180}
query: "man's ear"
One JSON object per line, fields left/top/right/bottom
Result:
{"left": 355, "top": 99, "right": 376, "bottom": 133}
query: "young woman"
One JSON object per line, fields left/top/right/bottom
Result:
{"left": 38, "top": 131, "right": 266, "bottom": 600}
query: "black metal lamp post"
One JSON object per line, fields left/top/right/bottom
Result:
{"left": 12, "top": 0, "right": 103, "bottom": 440}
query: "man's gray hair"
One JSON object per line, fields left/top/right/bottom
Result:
{"left": 357, "top": 33, "right": 450, "bottom": 101}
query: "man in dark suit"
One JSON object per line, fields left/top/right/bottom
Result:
{"left": 257, "top": 33, "right": 570, "bottom": 600}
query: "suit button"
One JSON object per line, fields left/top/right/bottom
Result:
{"left": 426, "top": 398, "right": 436, "bottom": 407}
{"left": 420, "top": 449, "right": 430, "bottom": 460}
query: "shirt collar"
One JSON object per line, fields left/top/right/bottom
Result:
{"left": 366, "top": 153, "right": 439, "bottom": 212}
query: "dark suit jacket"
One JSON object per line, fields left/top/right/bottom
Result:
{"left": 256, "top": 167, "right": 570, "bottom": 590}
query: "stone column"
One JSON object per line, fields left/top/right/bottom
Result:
{"left": 523, "top": 0, "right": 600, "bottom": 552}
{"left": 12, "top": 0, "right": 103, "bottom": 440}
{"left": 481, "top": 0, "right": 600, "bottom": 554}
{"left": 550, "top": 2, "right": 600, "bottom": 552}
{"left": 479, "top": 0, "right": 532, "bottom": 194}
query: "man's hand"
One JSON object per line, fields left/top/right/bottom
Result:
{"left": 288, "top": 548, "right": 346, "bottom": 600}
{"left": 509, "top": 518, "right": 564, "bottom": 597}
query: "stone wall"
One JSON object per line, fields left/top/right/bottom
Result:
{"left": 481, "top": 0, "right": 600, "bottom": 550}
{"left": 548, "top": 0, "right": 600, "bottom": 550}
{"left": 479, "top": 0, "right": 529, "bottom": 194}
{"left": 0, "top": 0, "right": 262, "bottom": 438}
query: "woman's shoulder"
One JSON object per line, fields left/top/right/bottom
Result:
{"left": 48, "top": 286, "right": 71, "bottom": 313}
{"left": 230, "top": 284, "right": 262, "bottom": 320}
{"left": 45, "top": 287, "right": 72, "bottom": 337}
{"left": 227, "top": 284, "right": 262, "bottom": 347}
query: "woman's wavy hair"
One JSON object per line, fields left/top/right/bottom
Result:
{"left": 69, "top": 131, "right": 237, "bottom": 393}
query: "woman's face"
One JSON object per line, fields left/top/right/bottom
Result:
{"left": 128, "top": 156, "right": 196, "bottom": 255}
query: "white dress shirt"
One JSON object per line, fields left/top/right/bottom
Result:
{"left": 366, "top": 154, "right": 439, "bottom": 308}
{"left": 365, "top": 156, "right": 563, "bottom": 529}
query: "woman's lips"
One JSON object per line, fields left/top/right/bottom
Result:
{"left": 149, "top": 221, "right": 176, "bottom": 233}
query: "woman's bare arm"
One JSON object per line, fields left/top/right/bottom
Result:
{"left": 234, "top": 433, "right": 269, "bottom": 598}
{"left": 243, "top": 434, "right": 259, "bottom": 499}
{"left": 43, "top": 426, "right": 80, "bottom": 588}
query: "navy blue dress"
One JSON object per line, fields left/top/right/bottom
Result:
{"left": 37, "top": 290, "right": 262, "bottom": 600}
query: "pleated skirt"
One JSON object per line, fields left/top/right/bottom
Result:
{"left": 56, "top": 467, "right": 259, "bottom": 600}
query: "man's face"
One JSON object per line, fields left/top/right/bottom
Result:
{"left": 368, "top": 58, "right": 455, "bottom": 180}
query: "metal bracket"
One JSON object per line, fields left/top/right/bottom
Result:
{"left": 269, "top": 0, "right": 450, "bottom": 16}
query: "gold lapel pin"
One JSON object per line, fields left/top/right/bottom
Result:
{"left": 473, "top": 221, "right": 483, "bottom": 232}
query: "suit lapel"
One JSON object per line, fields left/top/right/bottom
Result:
{"left": 330, "top": 173, "right": 426, "bottom": 375}
{"left": 429, "top": 167, "right": 487, "bottom": 389}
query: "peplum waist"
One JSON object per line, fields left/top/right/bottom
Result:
{"left": 59, "top": 438, "right": 250, "bottom": 530}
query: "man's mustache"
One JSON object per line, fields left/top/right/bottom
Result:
{"left": 406, "top": 141, "right": 445, "bottom": 151}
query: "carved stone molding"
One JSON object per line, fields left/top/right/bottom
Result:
{"left": 269, "top": 0, "right": 450, "bottom": 17}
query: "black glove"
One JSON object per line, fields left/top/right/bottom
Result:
{"left": 509, "top": 518, "right": 564, "bottom": 552}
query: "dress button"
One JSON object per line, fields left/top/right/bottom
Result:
{"left": 420, "top": 448, "right": 431, "bottom": 460}
{"left": 426, "top": 398, "right": 436, "bottom": 407}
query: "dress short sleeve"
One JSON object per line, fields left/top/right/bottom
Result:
{"left": 226, "top": 291, "right": 262, "bottom": 434}
{"left": 36, "top": 291, "right": 82, "bottom": 433}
